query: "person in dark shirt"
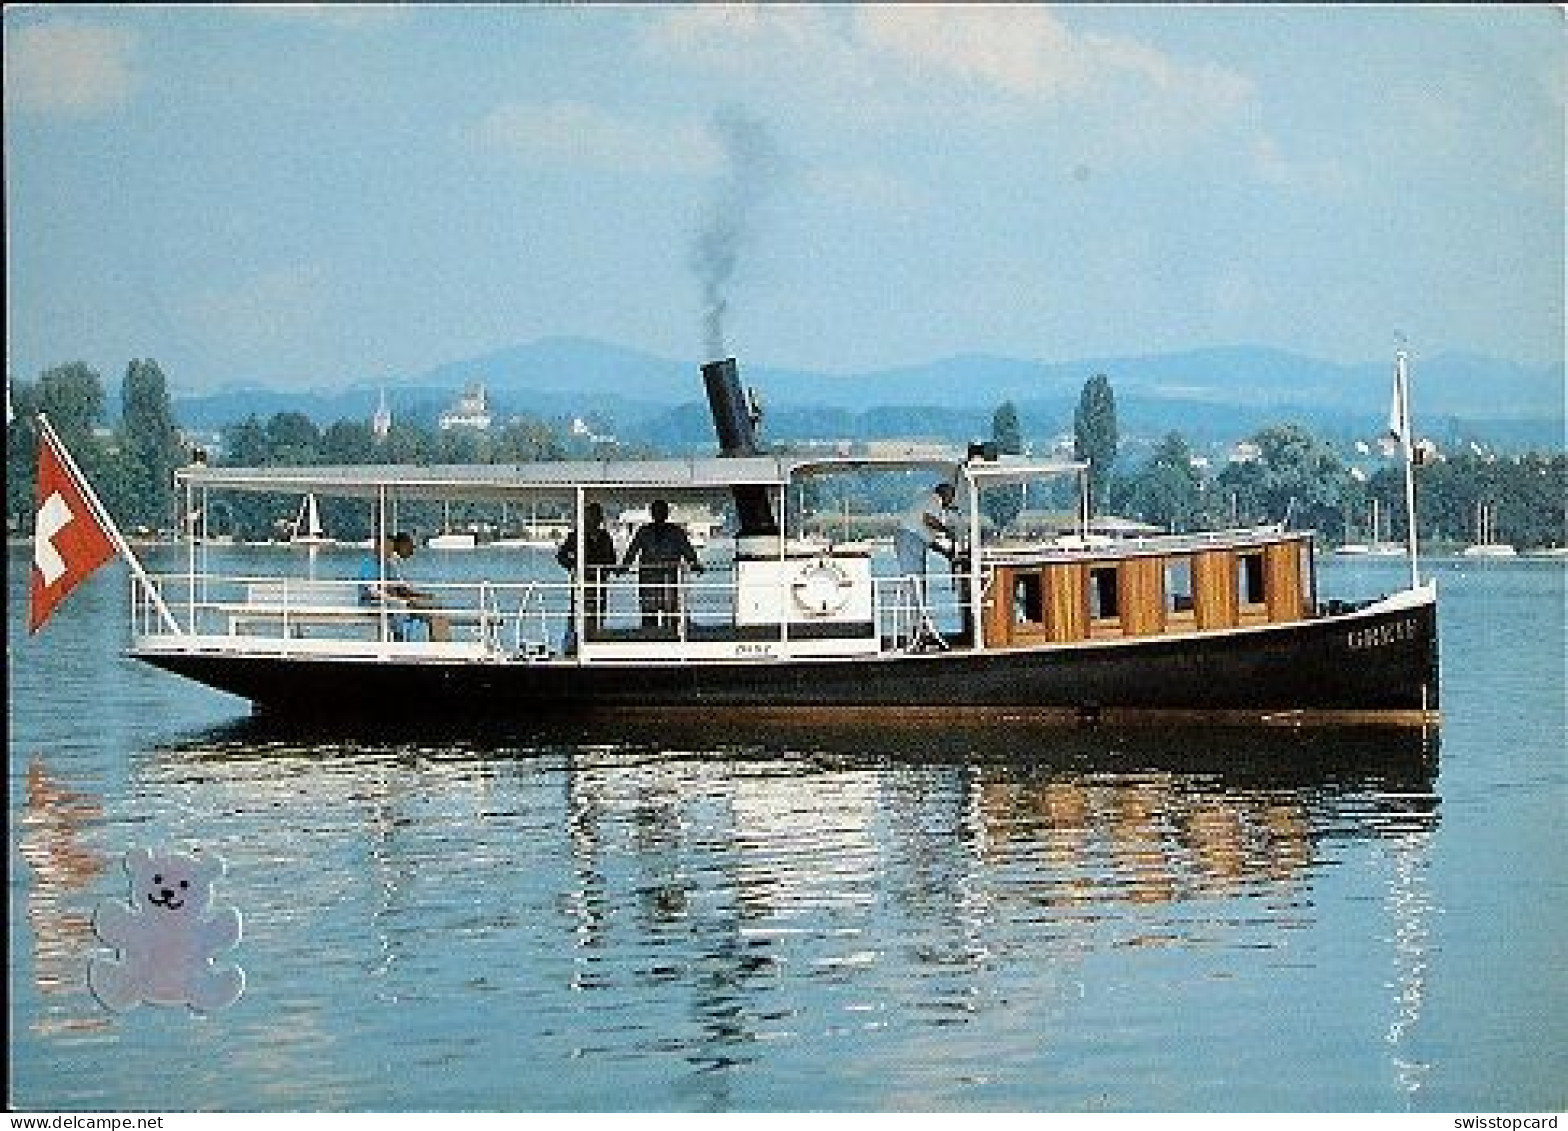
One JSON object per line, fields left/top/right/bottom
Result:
{"left": 556, "top": 502, "right": 618, "bottom": 647}
{"left": 619, "top": 499, "right": 704, "bottom": 628}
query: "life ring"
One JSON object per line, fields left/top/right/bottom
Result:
{"left": 792, "top": 558, "right": 853, "bottom": 616}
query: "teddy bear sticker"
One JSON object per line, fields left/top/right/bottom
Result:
{"left": 89, "top": 845, "right": 244, "bottom": 1014}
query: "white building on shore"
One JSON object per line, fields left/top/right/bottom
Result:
{"left": 439, "top": 384, "right": 492, "bottom": 432}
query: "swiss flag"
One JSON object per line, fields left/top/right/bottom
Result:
{"left": 30, "top": 426, "right": 118, "bottom": 633}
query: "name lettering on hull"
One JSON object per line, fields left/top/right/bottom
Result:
{"left": 1346, "top": 618, "right": 1419, "bottom": 651}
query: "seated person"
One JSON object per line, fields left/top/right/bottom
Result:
{"left": 358, "top": 532, "right": 451, "bottom": 642}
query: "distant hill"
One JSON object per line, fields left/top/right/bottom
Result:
{"left": 173, "top": 335, "right": 1564, "bottom": 451}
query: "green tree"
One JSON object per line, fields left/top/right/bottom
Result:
{"left": 221, "top": 416, "right": 270, "bottom": 466}
{"left": 115, "top": 358, "right": 185, "bottom": 531}
{"left": 6, "top": 381, "right": 42, "bottom": 531}
{"left": 1073, "top": 374, "right": 1118, "bottom": 514}
{"left": 381, "top": 420, "right": 434, "bottom": 465}
{"left": 1124, "top": 432, "right": 1204, "bottom": 532}
{"left": 1218, "top": 423, "right": 1350, "bottom": 531}
{"left": 322, "top": 420, "right": 378, "bottom": 465}
{"left": 1213, "top": 458, "right": 1265, "bottom": 527}
{"left": 264, "top": 412, "right": 322, "bottom": 465}
{"left": 493, "top": 418, "right": 566, "bottom": 463}
{"left": 434, "top": 425, "right": 485, "bottom": 465}
{"left": 39, "top": 364, "right": 116, "bottom": 516}
{"left": 4, "top": 365, "right": 113, "bottom": 533}
{"left": 36, "top": 362, "right": 107, "bottom": 447}
{"left": 1409, "top": 450, "right": 1567, "bottom": 549}
{"left": 981, "top": 401, "right": 1025, "bottom": 533}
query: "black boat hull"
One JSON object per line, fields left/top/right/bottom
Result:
{"left": 131, "top": 588, "right": 1439, "bottom": 727}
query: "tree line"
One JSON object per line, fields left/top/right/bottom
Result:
{"left": 7, "top": 359, "right": 1565, "bottom": 550}
{"left": 7, "top": 361, "right": 185, "bottom": 537}
{"left": 989, "top": 375, "right": 1566, "bottom": 550}
{"left": 6, "top": 361, "right": 576, "bottom": 542}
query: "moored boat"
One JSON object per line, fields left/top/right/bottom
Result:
{"left": 1336, "top": 499, "right": 1403, "bottom": 556}
{"left": 1461, "top": 502, "right": 1516, "bottom": 557}
{"left": 123, "top": 356, "right": 1440, "bottom": 727}
{"left": 425, "top": 531, "right": 480, "bottom": 550}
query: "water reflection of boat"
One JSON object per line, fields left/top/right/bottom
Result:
{"left": 139, "top": 720, "right": 1440, "bottom": 975}
{"left": 159, "top": 713, "right": 1438, "bottom": 791}
{"left": 136, "top": 718, "right": 1439, "bottom": 1099}
{"left": 147, "top": 718, "right": 1439, "bottom": 926}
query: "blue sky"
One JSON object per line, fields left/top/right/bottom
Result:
{"left": 4, "top": 3, "right": 1562, "bottom": 394}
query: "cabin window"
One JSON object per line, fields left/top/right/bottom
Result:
{"left": 1014, "top": 572, "right": 1045, "bottom": 625}
{"left": 1238, "top": 551, "right": 1266, "bottom": 606}
{"left": 1165, "top": 557, "right": 1194, "bottom": 614}
{"left": 1089, "top": 566, "right": 1120, "bottom": 621}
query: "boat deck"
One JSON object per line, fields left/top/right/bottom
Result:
{"left": 131, "top": 564, "right": 966, "bottom": 664}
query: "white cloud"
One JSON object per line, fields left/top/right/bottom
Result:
{"left": 4, "top": 20, "right": 138, "bottom": 117}
{"left": 642, "top": 5, "right": 846, "bottom": 72}
{"left": 853, "top": 5, "right": 1090, "bottom": 100}
{"left": 472, "top": 100, "right": 719, "bottom": 176}
{"left": 644, "top": 4, "right": 1253, "bottom": 129}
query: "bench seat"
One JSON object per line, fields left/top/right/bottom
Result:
{"left": 228, "top": 580, "right": 418, "bottom": 637}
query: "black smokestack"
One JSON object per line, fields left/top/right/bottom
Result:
{"left": 703, "top": 357, "right": 779, "bottom": 538}
{"left": 703, "top": 357, "right": 759, "bottom": 456}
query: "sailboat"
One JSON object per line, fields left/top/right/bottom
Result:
{"left": 289, "top": 493, "right": 335, "bottom": 548}
{"left": 1462, "top": 502, "right": 1516, "bottom": 558}
{"left": 1366, "top": 498, "right": 1405, "bottom": 556}
{"left": 1337, "top": 499, "right": 1403, "bottom": 556}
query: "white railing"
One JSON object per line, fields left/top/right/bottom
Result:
{"left": 132, "top": 572, "right": 571, "bottom": 652}
{"left": 131, "top": 563, "right": 977, "bottom": 660}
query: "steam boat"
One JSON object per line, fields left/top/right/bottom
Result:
{"left": 127, "top": 358, "right": 1439, "bottom": 726}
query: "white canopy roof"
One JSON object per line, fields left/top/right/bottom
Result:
{"left": 176, "top": 452, "right": 1087, "bottom": 502}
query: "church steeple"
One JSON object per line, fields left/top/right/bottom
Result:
{"left": 372, "top": 387, "right": 392, "bottom": 440}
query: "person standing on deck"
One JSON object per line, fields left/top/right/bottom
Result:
{"left": 895, "top": 481, "right": 959, "bottom": 600}
{"left": 618, "top": 499, "right": 704, "bottom": 628}
{"left": 556, "top": 501, "right": 618, "bottom": 649}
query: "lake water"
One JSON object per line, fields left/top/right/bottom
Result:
{"left": 7, "top": 545, "right": 1565, "bottom": 1112}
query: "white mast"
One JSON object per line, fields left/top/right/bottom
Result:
{"left": 1391, "top": 350, "right": 1420, "bottom": 589}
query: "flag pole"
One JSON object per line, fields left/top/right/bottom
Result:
{"left": 1395, "top": 351, "right": 1420, "bottom": 590}
{"left": 36, "top": 413, "right": 184, "bottom": 635}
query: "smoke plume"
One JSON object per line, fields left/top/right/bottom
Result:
{"left": 693, "top": 108, "right": 783, "bottom": 361}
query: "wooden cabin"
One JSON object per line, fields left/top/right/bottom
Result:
{"left": 981, "top": 531, "right": 1317, "bottom": 648}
